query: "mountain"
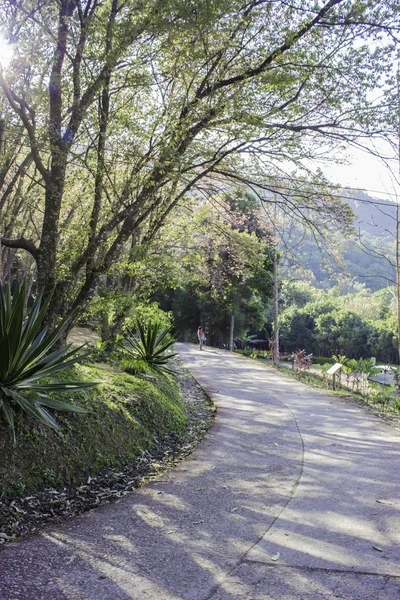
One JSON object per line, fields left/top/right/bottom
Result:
{"left": 347, "top": 190, "right": 396, "bottom": 237}
{"left": 281, "top": 190, "right": 396, "bottom": 292}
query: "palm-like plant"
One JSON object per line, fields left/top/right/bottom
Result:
{"left": 123, "top": 321, "right": 177, "bottom": 373}
{"left": 0, "top": 281, "right": 94, "bottom": 442}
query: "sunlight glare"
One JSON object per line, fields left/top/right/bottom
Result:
{"left": 0, "top": 35, "right": 13, "bottom": 69}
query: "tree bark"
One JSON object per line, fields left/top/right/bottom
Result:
{"left": 0, "top": 119, "right": 5, "bottom": 155}
{"left": 228, "top": 313, "right": 235, "bottom": 352}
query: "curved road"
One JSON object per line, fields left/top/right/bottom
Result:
{"left": 0, "top": 344, "right": 399, "bottom": 599}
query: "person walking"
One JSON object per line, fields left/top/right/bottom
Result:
{"left": 197, "top": 326, "right": 206, "bottom": 350}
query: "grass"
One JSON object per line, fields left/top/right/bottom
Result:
{"left": 0, "top": 362, "right": 188, "bottom": 500}
{"left": 236, "top": 351, "right": 400, "bottom": 419}
{"left": 274, "top": 362, "right": 400, "bottom": 417}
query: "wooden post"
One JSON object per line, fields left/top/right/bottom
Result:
{"left": 272, "top": 202, "right": 279, "bottom": 365}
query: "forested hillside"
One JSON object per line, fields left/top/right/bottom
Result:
{"left": 282, "top": 191, "right": 396, "bottom": 292}
{"left": 344, "top": 192, "right": 396, "bottom": 291}
{"left": 276, "top": 281, "right": 397, "bottom": 363}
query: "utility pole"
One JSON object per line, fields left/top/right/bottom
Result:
{"left": 273, "top": 239, "right": 279, "bottom": 364}
{"left": 396, "top": 62, "right": 400, "bottom": 363}
{"left": 397, "top": 203, "right": 400, "bottom": 363}
{"left": 272, "top": 202, "right": 280, "bottom": 365}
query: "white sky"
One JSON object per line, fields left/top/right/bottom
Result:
{"left": 324, "top": 142, "right": 399, "bottom": 202}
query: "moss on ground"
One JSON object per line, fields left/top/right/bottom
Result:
{"left": 0, "top": 363, "right": 188, "bottom": 500}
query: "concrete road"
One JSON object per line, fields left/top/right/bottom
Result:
{"left": 0, "top": 344, "right": 399, "bottom": 599}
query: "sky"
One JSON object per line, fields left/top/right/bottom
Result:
{"left": 324, "top": 141, "right": 399, "bottom": 202}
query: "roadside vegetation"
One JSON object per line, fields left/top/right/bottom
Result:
{"left": 235, "top": 348, "right": 400, "bottom": 419}
{"left": 276, "top": 281, "right": 398, "bottom": 364}
{"left": 0, "top": 362, "right": 187, "bottom": 500}
{"left": 1, "top": 0, "right": 399, "bottom": 543}
{"left": 0, "top": 282, "right": 214, "bottom": 545}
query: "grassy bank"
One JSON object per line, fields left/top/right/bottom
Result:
{"left": 234, "top": 351, "right": 400, "bottom": 421}
{"left": 0, "top": 362, "right": 188, "bottom": 501}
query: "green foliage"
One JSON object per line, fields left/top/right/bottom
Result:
{"left": 347, "top": 358, "right": 379, "bottom": 376}
{"left": 372, "top": 386, "right": 395, "bottom": 409}
{"left": 279, "top": 281, "right": 315, "bottom": 310}
{"left": 84, "top": 289, "right": 173, "bottom": 342}
{"left": 279, "top": 307, "right": 316, "bottom": 353}
{"left": 311, "top": 356, "right": 335, "bottom": 366}
{"left": 277, "top": 281, "right": 398, "bottom": 363}
{"left": 120, "top": 357, "right": 150, "bottom": 376}
{"left": 0, "top": 281, "right": 94, "bottom": 442}
{"left": 235, "top": 349, "right": 252, "bottom": 357}
{"left": 123, "top": 321, "right": 177, "bottom": 373}
{"left": 124, "top": 303, "right": 173, "bottom": 332}
{"left": 1, "top": 0, "right": 398, "bottom": 333}
{"left": 0, "top": 363, "right": 188, "bottom": 500}
{"left": 163, "top": 194, "right": 273, "bottom": 346}
{"left": 293, "top": 349, "right": 312, "bottom": 378}
{"left": 332, "top": 354, "right": 349, "bottom": 366}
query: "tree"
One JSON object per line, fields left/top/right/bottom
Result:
{"left": 277, "top": 280, "right": 399, "bottom": 361}
{"left": 162, "top": 192, "right": 273, "bottom": 346}
{"left": 280, "top": 307, "right": 317, "bottom": 354}
{"left": 0, "top": 0, "right": 398, "bottom": 328}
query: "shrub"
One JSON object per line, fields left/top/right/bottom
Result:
{"left": 235, "top": 349, "right": 252, "bottom": 357}
{"left": 293, "top": 349, "right": 312, "bottom": 378}
{"left": 311, "top": 356, "right": 335, "bottom": 366}
{"left": 0, "top": 281, "right": 94, "bottom": 442}
{"left": 122, "top": 321, "right": 177, "bottom": 373}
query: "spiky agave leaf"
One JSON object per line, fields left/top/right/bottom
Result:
{"left": 123, "top": 321, "right": 178, "bottom": 373}
{"left": 0, "top": 280, "right": 95, "bottom": 442}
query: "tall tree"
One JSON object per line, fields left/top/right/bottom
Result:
{"left": 148, "top": 191, "right": 273, "bottom": 346}
{"left": 0, "top": 0, "right": 398, "bottom": 327}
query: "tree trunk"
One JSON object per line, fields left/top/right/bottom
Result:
{"left": 228, "top": 313, "right": 235, "bottom": 351}
{"left": 0, "top": 119, "right": 5, "bottom": 155}
{"left": 101, "top": 311, "right": 110, "bottom": 342}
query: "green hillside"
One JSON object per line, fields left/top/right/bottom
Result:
{"left": 282, "top": 191, "right": 396, "bottom": 292}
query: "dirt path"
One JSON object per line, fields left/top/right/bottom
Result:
{"left": 0, "top": 344, "right": 399, "bottom": 599}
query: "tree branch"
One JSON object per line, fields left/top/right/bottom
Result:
{"left": 0, "top": 70, "right": 49, "bottom": 182}
{"left": 1, "top": 236, "right": 38, "bottom": 259}
{"left": 195, "top": 0, "right": 345, "bottom": 99}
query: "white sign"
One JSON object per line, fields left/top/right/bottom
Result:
{"left": 326, "top": 363, "right": 342, "bottom": 375}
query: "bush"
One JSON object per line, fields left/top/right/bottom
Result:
{"left": 311, "top": 356, "right": 335, "bottom": 365}
{"left": 122, "top": 321, "right": 177, "bottom": 373}
{"left": 235, "top": 349, "right": 252, "bottom": 357}
{"left": 0, "top": 281, "right": 94, "bottom": 442}
{"left": 120, "top": 357, "right": 150, "bottom": 376}
{"left": 0, "top": 363, "right": 188, "bottom": 500}
{"left": 293, "top": 349, "right": 312, "bottom": 378}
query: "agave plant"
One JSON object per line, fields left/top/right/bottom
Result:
{"left": 123, "top": 321, "right": 177, "bottom": 373}
{"left": 0, "top": 280, "right": 94, "bottom": 442}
